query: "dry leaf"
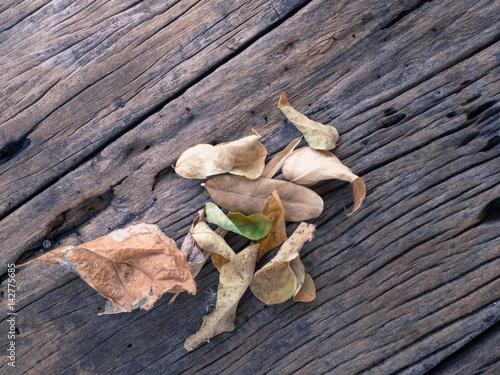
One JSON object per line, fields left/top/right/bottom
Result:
{"left": 278, "top": 93, "right": 339, "bottom": 150}
{"left": 203, "top": 175, "right": 324, "bottom": 222}
{"left": 256, "top": 190, "right": 287, "bottom": 260}
{"left": 293, "top": 273, "right": 316, "bottom": 302}
{"left": 229, "top": 138, "right": 267, "bottom": 179}
{"left": 210, "top": 226, "right": 231, "bottom": 272}
{"left": 21, "top": 223, "right": 196, "bottom": 314}
{"left": 205, "top": 202, "right": 273, "bottom": 240}
{"left": 180, "top": 209, "right": 206, "bottom": 265}
{"left": 184, "top": 243, "right": 258, "bottom": 351}
{"left": 170, "top": 211, "right": 210, "bottom": 305}
{"left": 261, "top": 136, "right": 302, "bottom": 178}
{"left": 282, "top": 147, "right": 366, "bottom": 215}
{"left": 250, "top": 223, "right": 316, "bottom": 305}
{"left": 174, "top": 130, "right": 265, "bottom": 179}
{"left": 191, "top": 221, "right": 235, "bottom": 271}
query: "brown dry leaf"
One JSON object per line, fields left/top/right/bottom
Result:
{"left": 180, "top": 209, "right": 206, "bottom": 265}
{"left": 174, "top": 130, "right": 265, "bottom": 179}
{"left": 203, "top": 175, "right": 323, "bottom": 222}
{"left": 211, "top": 226, "right": 230, "bottom": 272}
{"left": 257, "top": 190, "right": 287, "bottom": 260}
{"left": 250, "top": 223, "right": 316, "bottom": 305}
{"left": 21, "top": 223, "right": 196, "bottom": 314}
{"left": 278, "top": 93, "right": 339, "bottom": 150}
{"left": 282, "top": 147, "right": 366, "bottom": 215}
{"left": 184, "top": 243, "right": 259, "bottom": 351}
{"left": 170, "top": 211, "right": 210, "bottom": 305}
{"left": 191, "top": 221, "right": 235, "bottom": 271}
{"left": 294, "top": 273, "right": 316, "bottom": 302}
{"left": 229, "top": 131, "right": 267, "bottom": 179}
{"left": 261, "top": 136, "right": 302, "bottom": 178}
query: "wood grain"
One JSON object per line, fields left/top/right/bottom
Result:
{"left": 0, "top": 0, "right": 499, "bottom": 373}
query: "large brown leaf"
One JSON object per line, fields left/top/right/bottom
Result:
{"left": 21, "top": 223, "right": 196, "bottom": 314}
{"left": 256, "top": 190, "right": 287, "bottom": 260}
{"left": 278, "top": 93, "right": 339, "bottom": 150}
{"left": 174, "top": 130, "right": 265, "bottom": 179}
{"left": 250, "top": 223, "right": 316, "bottom": 305}
{"left": 203, "top": 175, "right": 324, "bottom": 222}
{"left": 184, "top": 243, "right": 258, "bottom": 351}
{"left": 282, "top": 147, "right": 366, "bottom": 215}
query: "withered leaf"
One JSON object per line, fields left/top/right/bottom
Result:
{"left": 174, "top": 129, "right": 265, "bottom": 179}
{"left": 203, "top": 175, "right": 324, "bottom": 222}
{"left": 211, "top": 226, "right": 231, "bottom": 272}
{"left": 289, "top": 257, "right": 316, "bottom": 302}
{"left": 184, "top": 243, "right": 258, "bottom": 351}
{"left": 21, "top": 223, "right": 196, "bottom": 314}
{"left": 282, "top": 147, "right": 366, "bottom": 215}
{"left": 205, "top": 202, "right": 273, "bottom": 240}
{"left": 261, "top": 136, "right": 302, "bottom": 178}
{"left": 180, "top": 209, "right": 206, "bottom": 265}
{"left": 229, "top": 137, "right": 267, "bottom": 179}
{"left": 192, "top": 221, "right": 235, "bottom": 271}
{"left": 256, "top": 190, "right": 287, "bottom": 261}
{"left": 170, "top": 211, "right": 210, "bottom": 305}
{"left": 278, "top": 93, "right": 339, "bottom": 150}
{"left": 250, "top": 222, "right": 316, "bottom": 305}
{"left": 294, "top": 273, "right": 316, "bottom": 302}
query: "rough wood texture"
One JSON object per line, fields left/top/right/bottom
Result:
{"left": 1, "top": 0, "right": 499, "bottom": 374}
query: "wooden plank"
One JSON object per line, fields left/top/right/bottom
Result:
{"left": 1, "top": 0, "right": 499, "bottom": 374}
{"left": 0, "top": 0, "right": 309, "bottom": 217}
{"left": 428, "top": 323, "right": 500, "bottom": 374}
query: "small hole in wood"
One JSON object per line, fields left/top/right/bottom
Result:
{"left": 380, "top": 113, "right": 406, "bottom": 128}
{"left": 479, "top": 198, "right": 500, "bottom": 223}
{"left": 127, "top": 343, "right": 132, "bottom": 348}
{"left": 466, "top": 101, "right": 496, "bottom": 120}
{"left": 384, "top": 108, "right": 397, "bottom": 116}
{"left": 481, "top": 135, "right": 500, "bottom": 152}
{"left": 446, "top": 111, "right": 457, "bottom": 118}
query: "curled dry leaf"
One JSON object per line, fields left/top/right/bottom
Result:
{"left": 250, "top": 222, "right": 316, "bottom": 305}
{"left": 170, "top": 211, "right": 209, "bottom": 305}
{"left": 184, "top": 243, "right": 258, "bottom": 351}
{"left": 256, "top": 190, "right": 287, "bottom": 261}
{"left": 210, "top": 226, "right": 230, "bottom": 272}
{"left": 180, "top": 209, "right": 206, "bottom": 265}
{"left": 203, "top": 175, "right": 324, "bottom": 222}
{"left": 261, "top": 136, "right": 302, "bottom": 178}
{"left": 205, "top": 202, "right": 273, "bottom": 241}
{"left": 192, "top": 221, "right": 235, "bottom": 271}
{"left": 294, "top": 273, "right": 316, "bottom": 302}
{"left": 174, "top": 129, "right": 266, "bottom": 179}
{"left": 229, "top": 137, "right": 267, "bottom": 179}
{"left": 282, "top": 147, "right": 366, "bottom": 215}
{"left": 278, "top": 93, "right": 339, "bottom": 150}
{"left": 21, "top": 223, "right": 196, "bottom": 314}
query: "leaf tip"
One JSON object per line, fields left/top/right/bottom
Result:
{"left": 251, "top": 127, "right": 261, "bottom": 138}
{"left": 278, "top": 92, "right": 289, "bottom": 108}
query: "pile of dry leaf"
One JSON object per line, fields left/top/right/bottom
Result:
{"left": 21, "top": 93, "right": 365, "bottom": 351}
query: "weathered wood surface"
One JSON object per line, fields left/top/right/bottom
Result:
{"left": 1, "top": 0, "right": 499, "bottom": 373}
